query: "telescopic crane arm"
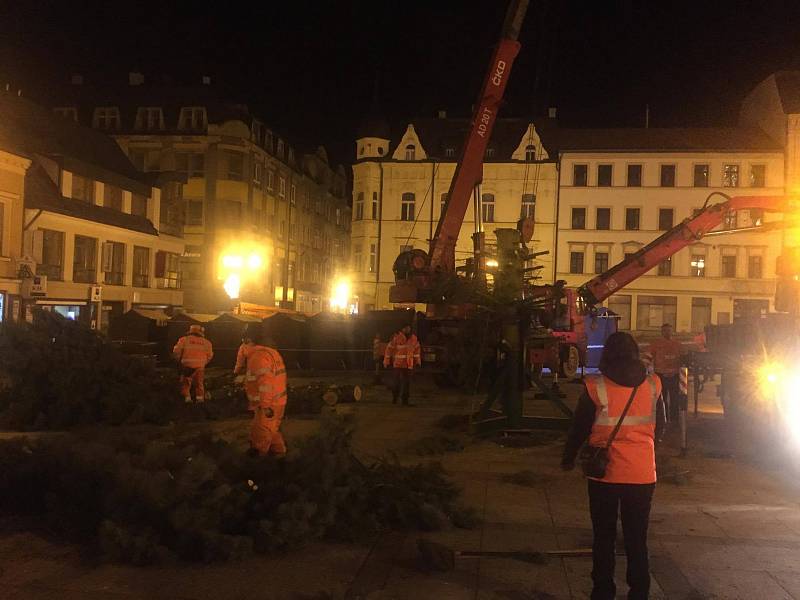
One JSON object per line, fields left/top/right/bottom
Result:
{"left": 578, "top": 195, "right": 798, "bottom": 308}
{"left": 430, "top": 0, "right": 529, "bottom": 272}
{"left": 389, "top": 0, "right": 529, "bottom": 305}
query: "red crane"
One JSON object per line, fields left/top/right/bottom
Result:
{"left": 390, "top": 0, "right": 530, "bottom": 304}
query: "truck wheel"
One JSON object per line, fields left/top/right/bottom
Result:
{"left": 559, "top": 345, "right": 580, "bottom": 379}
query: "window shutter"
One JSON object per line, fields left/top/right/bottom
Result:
{"left": 102, "top": 242, "right": 114, "bottom": 272}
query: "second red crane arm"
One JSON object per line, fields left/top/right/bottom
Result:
{"left": 578, "top": 195, "right": 796, "bottom": 307}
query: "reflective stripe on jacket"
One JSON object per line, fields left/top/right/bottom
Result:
{"left": 384, "top": 332, "right": 421, "bottom": 369}
{"left": 173, "top": 334, "right": 213, "bottom": 369}
{"left": 245, "top": 345, "right": 288, "bottom": 409}
{"left": 649, "top": 338, "right": 682, "bottom": 375}
{"left": 585, "top": 373, "right": 662, "bottom": 484}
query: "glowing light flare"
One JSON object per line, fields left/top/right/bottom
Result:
{"left": 330, "top": 278, "right": 351, "bottom": 311}
{"left": 222, "top": 254, "right": 244, "bottom": 270}
{"left": 247, "top": 253, "right": 263, "bottom": 270}
{"left": 755, "top": 358, "right": 800, "bottom": 449}
{"left": 485, "top": 259, "right": 499, "bottom": 268}
{"left": 223, "top": 273, "right": 241, "bottom": 299}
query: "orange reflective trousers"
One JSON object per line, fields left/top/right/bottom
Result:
{"left": 180, "top": 368, "right": 205, "bottom": 401}
{"left": 245, "top": 346, "right": 288, "bottom": 456}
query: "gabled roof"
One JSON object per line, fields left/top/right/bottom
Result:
{"left": 0, "top": 92, "right": 151, "bottom": 193}
{"left": 380, "top": 117, "right": 781, "bottom": 159}
{"left": 25, "top": 165, "right": 158, "bottom": 236}
{"left": 774, "top": 71, "right": 800, "bottom": 114}
{"left": 390, "top": 117, "right": 551, "bottom": 160}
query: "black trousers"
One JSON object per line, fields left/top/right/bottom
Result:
{"left": 391, "top": 368, "right": 411, "bottom": 404}
{"left": 588, "top": 479, "right": 655, "bottom": 600}
{"left": 657, "top": 373, "right": 681, "bottom": 421}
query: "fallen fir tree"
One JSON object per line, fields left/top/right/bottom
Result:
{"left": 0, "top": 413, "right": 478, "bottom": 565}
{"left": 0, "top": 311, "right": 179, "bottom": 430}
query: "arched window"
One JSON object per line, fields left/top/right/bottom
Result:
{"left": 405, "top": 144, "right": 416, "bottom": 160}
{"left": 481, "top": 193, "right": 495, "bottom": 223}
{"left": 525, "top": 145, "right": 536, "bottom": 161}
{"left": 486, "top": 148, "right": 496, "bottom": 159}
{"left": 401, "top": 192, "right": 415, "bottom": 221}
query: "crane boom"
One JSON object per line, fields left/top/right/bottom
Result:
{"left": 429, "top": 0, "right": 529, "bottom": 271}
{"left": 578, "top": 195, "right": 797, "bottom": 307}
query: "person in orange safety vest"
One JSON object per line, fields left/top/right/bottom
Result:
{"left": 173, "top": 324, "right": 214, "bottom": 403}
{"left": 562, "top": 332, "right": 665, "bottom": 600}
{"left": 649, "top": 323, "right": 685, "bottom": 422}
{"left": 384, "top": 325, "right": 420, "bottom": 405}
{"left": 235, "top": 327, "right": 288, "bottom": 456}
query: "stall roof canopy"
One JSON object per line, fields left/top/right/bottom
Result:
{"left": 129, "top": 308, "right": 170, "bottom": 324}
{"left": 212, "top": 313, "right": 262, "bottom": 323}
{"left": 170, "top": 312, "right": 218, "bottom": 323}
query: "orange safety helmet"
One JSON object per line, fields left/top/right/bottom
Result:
{"left": 189, "top": 324, "right": 205, "bottom": 335}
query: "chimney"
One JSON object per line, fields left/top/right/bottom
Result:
{"left": 70, "top": 74, "right": 83, "bottom": 85}
{"left": 437, "top": 109, "right": 447, "bottom": 119}
{"left": 202, "top": 75, "right": 211, "bottom": 85}
{"left": 129, "top": 72, "right": 145, "bottom": 86}
{"left": 548, "top": 107, "right": 557, "bottom": 119}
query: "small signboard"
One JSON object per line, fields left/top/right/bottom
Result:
{"left": 90, "top": 286, "right": 102, "bottom": 302}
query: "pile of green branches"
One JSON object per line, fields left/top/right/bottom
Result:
{"left": 0, "top": 414, "right": 477, "bottom": 565}
{"left": 0, "top": 312, "right": 179, "bottom": 430}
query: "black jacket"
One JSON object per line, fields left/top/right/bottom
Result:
{"left": 562, "top": 360, "right": 666, "bottom": 467}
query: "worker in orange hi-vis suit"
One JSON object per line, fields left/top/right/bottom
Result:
{"left": 648, "top": 323, "right": 685, "bottom": 422}
{"left": 242, "top": 331, "right": 288, "bottom": 456}
{"left": 173, "top": 324, "right": 214, "bottom": 403}
{"left": 384, "top": 325, "right": 421, "bottom": 405}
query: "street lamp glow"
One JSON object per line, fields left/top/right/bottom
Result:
{"left": 486, "top": 259, "right": 499, "bottom": 268}
{"left": 223, "top": 273, "right": 241, "bottom": 299}
{"left": 247, "top": 253, "right": 263, "bottom": 270}
{"left": 330, "top": 278, "right": 351, "bottom": 311}
{"left": 222, "top": 254, "right": 244, "bottom": 269}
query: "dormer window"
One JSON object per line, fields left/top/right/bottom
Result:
{"left": 288, "top": 147, "right": 295, "bottom": 165}
{"left": 54, "top": 107, "right": 77, "bottom": 121}
{"left": 486, "top": 147, "right": 496, "bottom": 159}
{"left": 135, "top": 107, "right": 164, "bottom": 131}
{"left": 178, "top": 107, "right": 207, "bottom": 130}
{"left": 277, "top": 139, "right": 285, "bottom": 159}
{"left": 445, "top": 147, "right": 455, "bottom": 158}
{"left": 405, "top": 144, "right": 416, "bottom": 160}
{"left": 93, "top": 107, "right": 121, "bottom": 130}
{"left": 525, "top": 144, "right": 536, "bottom": 161}
{"left": 264, "top": 131, "right": 274, "bottom": 153}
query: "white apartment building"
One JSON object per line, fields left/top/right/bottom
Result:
{"left": 352, "top": 115, "right": 558, "bottom": 311}
{"left": 557, "top": 133, "right": 784, "bottom": 333}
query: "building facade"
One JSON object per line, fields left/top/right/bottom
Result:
{"left": 557, "top": 138, "right": 784, "bottom": 332}
{"left": 353, "top": 73, "right": 800, "bottom": 333}
{"left": 52, "top": 75, "right": 350, "bottom": 315}
{"left": 351, "top": 116, "right": 558, "bottom": 311}
{"left": 0, "top": 92, "right": 184, "bottom": 328}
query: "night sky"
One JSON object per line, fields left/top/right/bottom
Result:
{"left": 2, "top": 0, "right": 800, "bottom": 165}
